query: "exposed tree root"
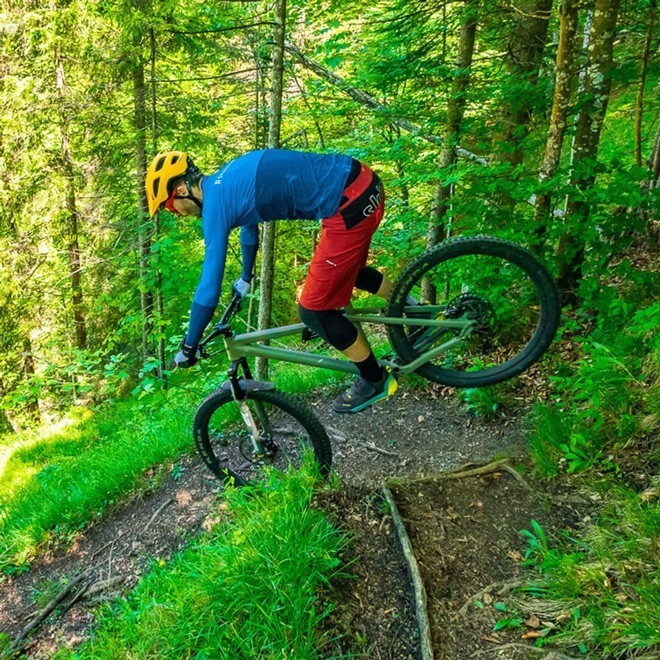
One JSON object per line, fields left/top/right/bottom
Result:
{"left": 426, "top": 458, "right": 534, "bottom": 492}
{"left": 358, "top": 441, "right": 400, "bottom": 457}
{"left": 382, "top": 485, "right": 434, "bottom": 660}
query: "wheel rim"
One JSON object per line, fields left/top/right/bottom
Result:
{"left": 391, "top": 250, "right": 552, "bottom": 379}
{"left": 204, "top": 396, "right": 318, "bottom": 484}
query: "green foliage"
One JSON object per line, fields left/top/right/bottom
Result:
{"left": 65, "top": 465, "right": 347, "bottom": 659}
{"left": 529, "top": 298, "right": 659, "bottom": 477}
{"left": 521, "top": 489, "right": 660, "bottom": 656}
{"left": 457, "top": 385, "right": 508, "bottom": 418}
{"left": 0, "top": 390, "right": 195, "bottom": 572}
{"left": 523, "top": 253, "right": 658, "bottom": 655}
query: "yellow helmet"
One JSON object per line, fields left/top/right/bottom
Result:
{"left": 145, "top": 151, "right": 192, "bottom": 216}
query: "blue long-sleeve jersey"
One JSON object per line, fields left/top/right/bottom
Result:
{"left": 184, "top": 149, "right": 353, "bottom": 347}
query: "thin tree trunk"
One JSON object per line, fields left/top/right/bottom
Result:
{"left": 422, "top": 0, "right": 477, "bottom": 303}
{"left": 649, "top": 127, "right": 660, "bottom": 194}
{"left": 495, "top": 0, "right": 554, "bottom": 214}
{"left": 557, "top": 0, "right": 620, "bottom": 299}
{"left": 635, "top": 0, "right": 656, "bottom": 168}
{"left": 534, "top": 0, "right": 579, "bottom": 238}
{"left": 133, "top": 41, "right": 154, "bottom": 362}
{"left": 149, "top": 28, "right": 166, "bottom": 382}
{"left": 256, "top": 0, "right": 286, "bottom": 380}
{"left": 55, "top": 46, "right": 87, "bottom": 350}
{"left": 498, "top": 0, "right": 554, "bottom": 170}
{"left": 22, "top": 336, "right": 40, "bottom": 420}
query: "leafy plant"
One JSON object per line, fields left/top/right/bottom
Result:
{"left": 457, "top": 386, "right": 508, "bottom": 418}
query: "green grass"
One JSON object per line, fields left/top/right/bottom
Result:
{"left": 60, "top": 464, "right": 346, "bottom": 659}
{"left": 521, "top": 485, "right": 660, "bottom": 656}
{"left": 0, "top": 337, "right": 356, "bottom": 574}
{"left": 0, "top": 388, "right": 196, "bottom": 572}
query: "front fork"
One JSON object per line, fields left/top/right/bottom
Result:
{"left": 228, "top": 358, "right": 276, "bottom": 459}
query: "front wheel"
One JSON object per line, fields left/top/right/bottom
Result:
{"left": 193, "top": 388, "right": 332, "bottom": 486}
{"left": 387, "top": 236, "right": 560, "bottom": 388}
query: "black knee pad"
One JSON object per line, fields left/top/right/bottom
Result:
{"left": 355, "top": 266, "right": 383, "bottom": 294}
{"left": 298, "top": 304, "right": 358, "bottom": 351}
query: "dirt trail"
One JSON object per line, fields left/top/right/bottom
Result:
{"left": 0, "top": 388, "right": 530, "bottom": 657}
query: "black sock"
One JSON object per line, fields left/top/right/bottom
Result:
{"left": 355, "top": 353, "right": 384, "bottom": 383}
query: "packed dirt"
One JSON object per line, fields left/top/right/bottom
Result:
{"left": 0, "top": 384, "right": 583, "bottom": 658}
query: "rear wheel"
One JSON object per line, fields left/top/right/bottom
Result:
{"left": 193, "top": 388, "right": 332, "bottom": 486}
{"left": 387, "top": 236, "right": 560, "bottom": 387}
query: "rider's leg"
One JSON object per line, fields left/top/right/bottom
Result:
{"left": 299, "top": 161, "right": 397, "bottom": 412}
{"left": 355, "top": 266, "right": 393, "bottom": 300}
{"left": 297, "top": 305, "right": 380, "bottom": 379}
{"left": 298, "top": 305, "right": 397, "bottom": 412}
{"left": 355, "top": 266, "right": 419, "bottom": 305}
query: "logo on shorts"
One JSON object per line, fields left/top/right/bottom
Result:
{"left": 362, "top": 183, "right": 382, "bottom": 217}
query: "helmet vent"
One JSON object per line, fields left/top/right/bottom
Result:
{"left": 154, "top": 156, "right": 166, "bottom": 172}
{"left": 171, "top": 154, "right": 180, "bottom": 164}
{"left": 152, "top": 178, "right": 160, "bottom": 197}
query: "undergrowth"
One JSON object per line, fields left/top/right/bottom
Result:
{"left": 521, "top": 262, "right": 659, "bottom": 656}
{"left": 60, "top": 464, "right": 346, "bottom": 659}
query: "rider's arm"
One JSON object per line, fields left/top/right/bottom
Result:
{"left": 239, "top": 224, "right": 259, "bottom": 282}
{"left": 185, "top": 231, "right": 229, "bottom": 348}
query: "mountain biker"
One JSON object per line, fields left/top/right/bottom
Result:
{"left": 144, "top": 149, "right": 398, "bottom": 413}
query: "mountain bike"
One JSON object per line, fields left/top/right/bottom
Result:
{"left": 193, "top": 235, "right": 560, "bottom": 486}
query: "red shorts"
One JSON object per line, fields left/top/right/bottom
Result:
{"left": 299, "top": 162, "right": 385, "bottom": 311}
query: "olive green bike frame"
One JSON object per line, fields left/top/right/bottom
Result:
{"left": 219, "top": 305, "right": 475, "bottom": 376}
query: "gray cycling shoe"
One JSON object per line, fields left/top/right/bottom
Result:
{"left": 332, "top": 368, "right": 398, "bottom": 414}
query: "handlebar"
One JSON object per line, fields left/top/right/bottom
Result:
{"left": 198, "top": 293, "right": 244, "bottom": 352}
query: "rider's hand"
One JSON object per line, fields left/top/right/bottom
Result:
{"left": 231, "top": 277, "right": 250, "bottom": 299}
{"left": 174, "top": 343, "right": 198, "bottom": 368}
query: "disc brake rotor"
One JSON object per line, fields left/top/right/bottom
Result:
{"left": 444, "top": 293, "right": 495, "bottom": 334}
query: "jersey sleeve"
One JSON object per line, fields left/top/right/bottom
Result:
{"left": 239, "top": 224, "right": 259, "bottom": 282}
{"left": 185, "top": 230, "right": 229, "bottom": 348}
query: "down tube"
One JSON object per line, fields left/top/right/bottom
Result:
{"left": 234, "top": 344, "right": 360, "bottom": 375}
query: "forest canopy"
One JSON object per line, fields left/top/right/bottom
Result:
{"left": 0, "top": 0, "right": 657, "bottom": 427}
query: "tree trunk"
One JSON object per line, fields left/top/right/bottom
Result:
{"left": 635, "top": 0, "right": 656, "bottom": 169}
{"left": 498, "top": 0, "right": 554, "bottom": 170}
{"left": 534, "top": 0, "right": 579, "bottom": 238}
{"left": 422, "top": 0, "right": 477, "bottom": 303}
{"left": 649, "top": 127, "right": 660, "bottom": 194}
{"left": 149, "top": 28, "right": 166, "bottom": 383}
{"left": 256, "top": 0, "right": 286, "bottom": 380}
{"left": 133, "top": 42, "right": 154, "bottom": 363}
{"left": 55, "top": 48, "right": 87, "bottom": 350}
{"left": 557, "top": 0, "right": 620, "bottom": 299}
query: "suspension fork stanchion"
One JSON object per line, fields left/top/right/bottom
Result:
{"left": 227, "top": 358, "right": 275, "bottom": 458}
{"left": 224, "top": 359, "right": 265, "bottom": 457}
{"left": 239, "top": 357, "right": 274, "bottom": 441}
